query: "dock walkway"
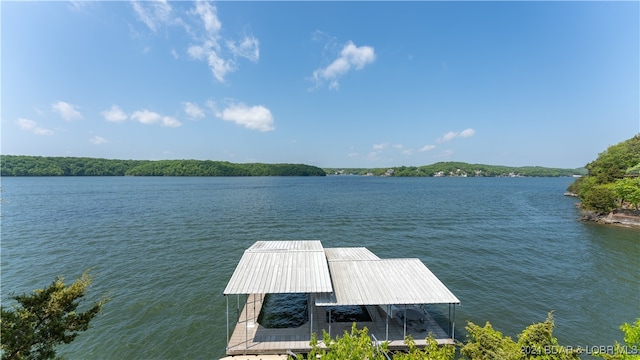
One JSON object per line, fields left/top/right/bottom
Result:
{"left": 226, "top": 294, "right": 453, "bottom": 356}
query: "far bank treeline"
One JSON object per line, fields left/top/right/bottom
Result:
{"left": 326, "top": 162, "right": 587, "bottom": 177}
{"left": 0, "top": 156, "right": 326, "bottom": 177}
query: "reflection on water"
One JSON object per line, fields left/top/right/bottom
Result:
{"left": 326, "top": 305, "right": 372, "bottom": 323}
{"left": 258, "top": 293, "right": 308, "bottom": 328}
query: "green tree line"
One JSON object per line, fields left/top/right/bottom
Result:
{"left": 0, "top": 156, "right": 326, "bottom": 177}
{"left": 567, "top": 135, "right": 640, "bottom": 214}
{"left": 326, "top": 162, "right": 586, "bottom": 177}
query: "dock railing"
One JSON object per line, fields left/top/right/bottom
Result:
{"left": 371, "top": 334, "right": 392, "bottom": 360}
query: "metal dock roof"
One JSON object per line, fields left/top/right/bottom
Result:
{"left": 315, "top": 258, "right": 460, "bottom": 306}
{"left": 224, "top": 241, "right": 459, "bottom": 306}
{"left": 324, "top": 247, "right": 380, "bottom": 261}
{"left": 223, "top": 241, "right": 333, "bottom": 295}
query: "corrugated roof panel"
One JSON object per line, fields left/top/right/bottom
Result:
{"left": 223, "top": 241, "right": 332, "bottom": 295}
{"left": 316, "top": 258, "right": 460, "bottom": 305}
{"left": 225, "top": 241, "right": 459, "bottom": 306}
{"left": 324, "top": 247, "right": 380, "bottom": 261}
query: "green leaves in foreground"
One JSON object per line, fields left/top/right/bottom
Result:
{"left": 304, "top": 324, "right": 388, "bottom": 360}
{"left": 299, "top": 323, "right": 456, "bottom": 360}
{"left": 0, "top": 271, "right": 109, "bottom": 360}
{"left": 461, "top": 313, "right": 580, "bottom": 360}
{"left": 596, "top": 318, "right": 640, "bottom": 360}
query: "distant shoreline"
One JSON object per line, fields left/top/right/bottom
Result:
{"left": 0, "top": 155, "right": 587, "bottom": 178}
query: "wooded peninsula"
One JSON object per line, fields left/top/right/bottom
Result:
{"left": 0, "top": 156, "right": 326, "bottom": 177}
{"left": 0, "top": 155, "right": 589, "bottom": 177}
{"left": 566, "top": 134, "right": 640, "bottom": 225}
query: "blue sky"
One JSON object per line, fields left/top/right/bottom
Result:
{"left": 2, "top": 1, "right": 638, "bottom": 168}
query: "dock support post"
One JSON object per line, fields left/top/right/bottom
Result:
{"left": 245, "top": 295, "right": 248, "bottom": 350}
{"left": 448, "top": 304, "right": 451, "bottom": 336}
{"left": 385, "top": 305, "right": 389, "bottom": 341}
{"left": 310, "top": 293, "right": 314, "bottom": 339}
{"left": 226, "top": 295, "right": 229, "bottom": 349}
{"left": 328, "top": 308, "right": 331, "bottom": 337}
{"left": 452, "top": 303, "right": 456, "bottom": 339}
{"left": 403, "top": 304, "right": 407, "bottom": 338}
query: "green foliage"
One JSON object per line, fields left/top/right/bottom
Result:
{"left": 568, "top": 135, "right": 640, "bottom": 213}
{"left": 461, "top": 313, "right": 579, "bottom": 360}
{"left": 302, "top": 323, "right": 388, "bottom": 360}
{"left": 0, "top": 271, "right": 108, "bottom": 360}
{"left": 580, "top": 184, "right": 617, "bottom": 214}
{"left": 393, "top": 335, "right": 456, "bottom": 360}
{"left": 516, "top": 313, "right": 579, "bottom": 360}
{"left": 461, "top": 321, "right": 521, "bottom": 360}
{"left": 586, "top": 136, "right": 640, "bottom": 184}
{"left": 300, "top": 323, "right": 454, "bottom": 360}
{"left": 611, "top": 178, "right": 640, "bottom": 210}
{"left": 0, "top": 156, "right": 326, "bottom": 177}
{"left": 596, "top": 318, "right": 640, "bottom": 360}
{"left": 297, "top": 316, "right": 636, "bottom": 360}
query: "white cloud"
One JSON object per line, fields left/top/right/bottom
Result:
{"left": 313, "top": 41, "right": 376, "bottom": 89}
{"left": 419, "top": 144, "right": 436, "bottom": 152}
{"left": 437, "top": 128, "right": 476, "bottom": 143}
{"left": 68, "top": 0, "right": 92, "bottom": 12}
{"left": 131, "top": 109, "right": 182, "bottom": 127}
{"left": 131, "top": 0, "right": 173, "bottom": 33}
{"left": 52, "top": 101, "right": 82, "bottom": 121}
{"left": 217, "top": 103, "right": 274, "bottom": 132}
{"left": 187, "top": 40, "right": 235, "bottom": 83}
{"left": 183, "top": 101, "right": 205, "bottom": 118}
{"left": 193, "top": 0, "right": 221, "bottom": 35}
{"left": 373, "top": 143, "right": 388, "bottom": 150}
{"left": 17, "top": 118, "right": 54, "bottom": 135}
{"left": 227, "top": 35, "right": 260, "bottom": 62}
{"left": 186, "top": 1, "right": 259, "bottom": 83}
{"left": 206, "top": 50, "right": 235, "bottom": 83}
{"left": 206, "top": 99, "right": 219, "bottom": 114}
{"left": 438, "top": 131, "right": 457, "bottom": 143}
{"left": 187, "top": 44, "right": 207, "bottom": 59}
{"left": 90, "top": 135, "right": 109, "bottom": 145}
{"left": 161, "top": 116, "right": 182, "bottom": 128}
{"left": 131, "top": 109, "right": 161, "bottom": 124}
{"left": 459, "top": 128, "right": 476, "bottom": 138}
{"left": 129, "top": 0, "right": 259, "bottom": 83}
{"left": 102, "top": 105, "right": 128, "bottom": 122}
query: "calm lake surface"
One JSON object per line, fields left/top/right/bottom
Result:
{"left": 1, "top": 176, "right": 638, "bottom": 359}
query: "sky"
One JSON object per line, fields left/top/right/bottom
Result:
{"left": 2, "top": 1, "right": 638, "bottom": 169}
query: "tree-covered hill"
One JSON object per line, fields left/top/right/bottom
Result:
{"left": 0, "top": 156, "right": 326, "bottom": 177}
{"left": 325, "top": 162, "right": 587, "bottom": 177}
{"left": 567, "top": 135, "right": 640, "bottom": 215}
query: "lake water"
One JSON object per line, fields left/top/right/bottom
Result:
{"left": 1, "top": 176, "right": 638, "bottom": 359}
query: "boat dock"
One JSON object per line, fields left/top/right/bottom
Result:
{"left": 223, "top": 241, "right": 460, "bottom": 357}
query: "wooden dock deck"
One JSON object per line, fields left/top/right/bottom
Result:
{"left": 226, "top": 294, "right": 454, "bottom": 356}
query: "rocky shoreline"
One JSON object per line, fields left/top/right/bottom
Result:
{"left": 580, "top": 208, "right": 640, "bottom": 228}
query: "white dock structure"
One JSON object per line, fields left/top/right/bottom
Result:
{"left": 223, "top": 241, "right": 460, "bottom": 356}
